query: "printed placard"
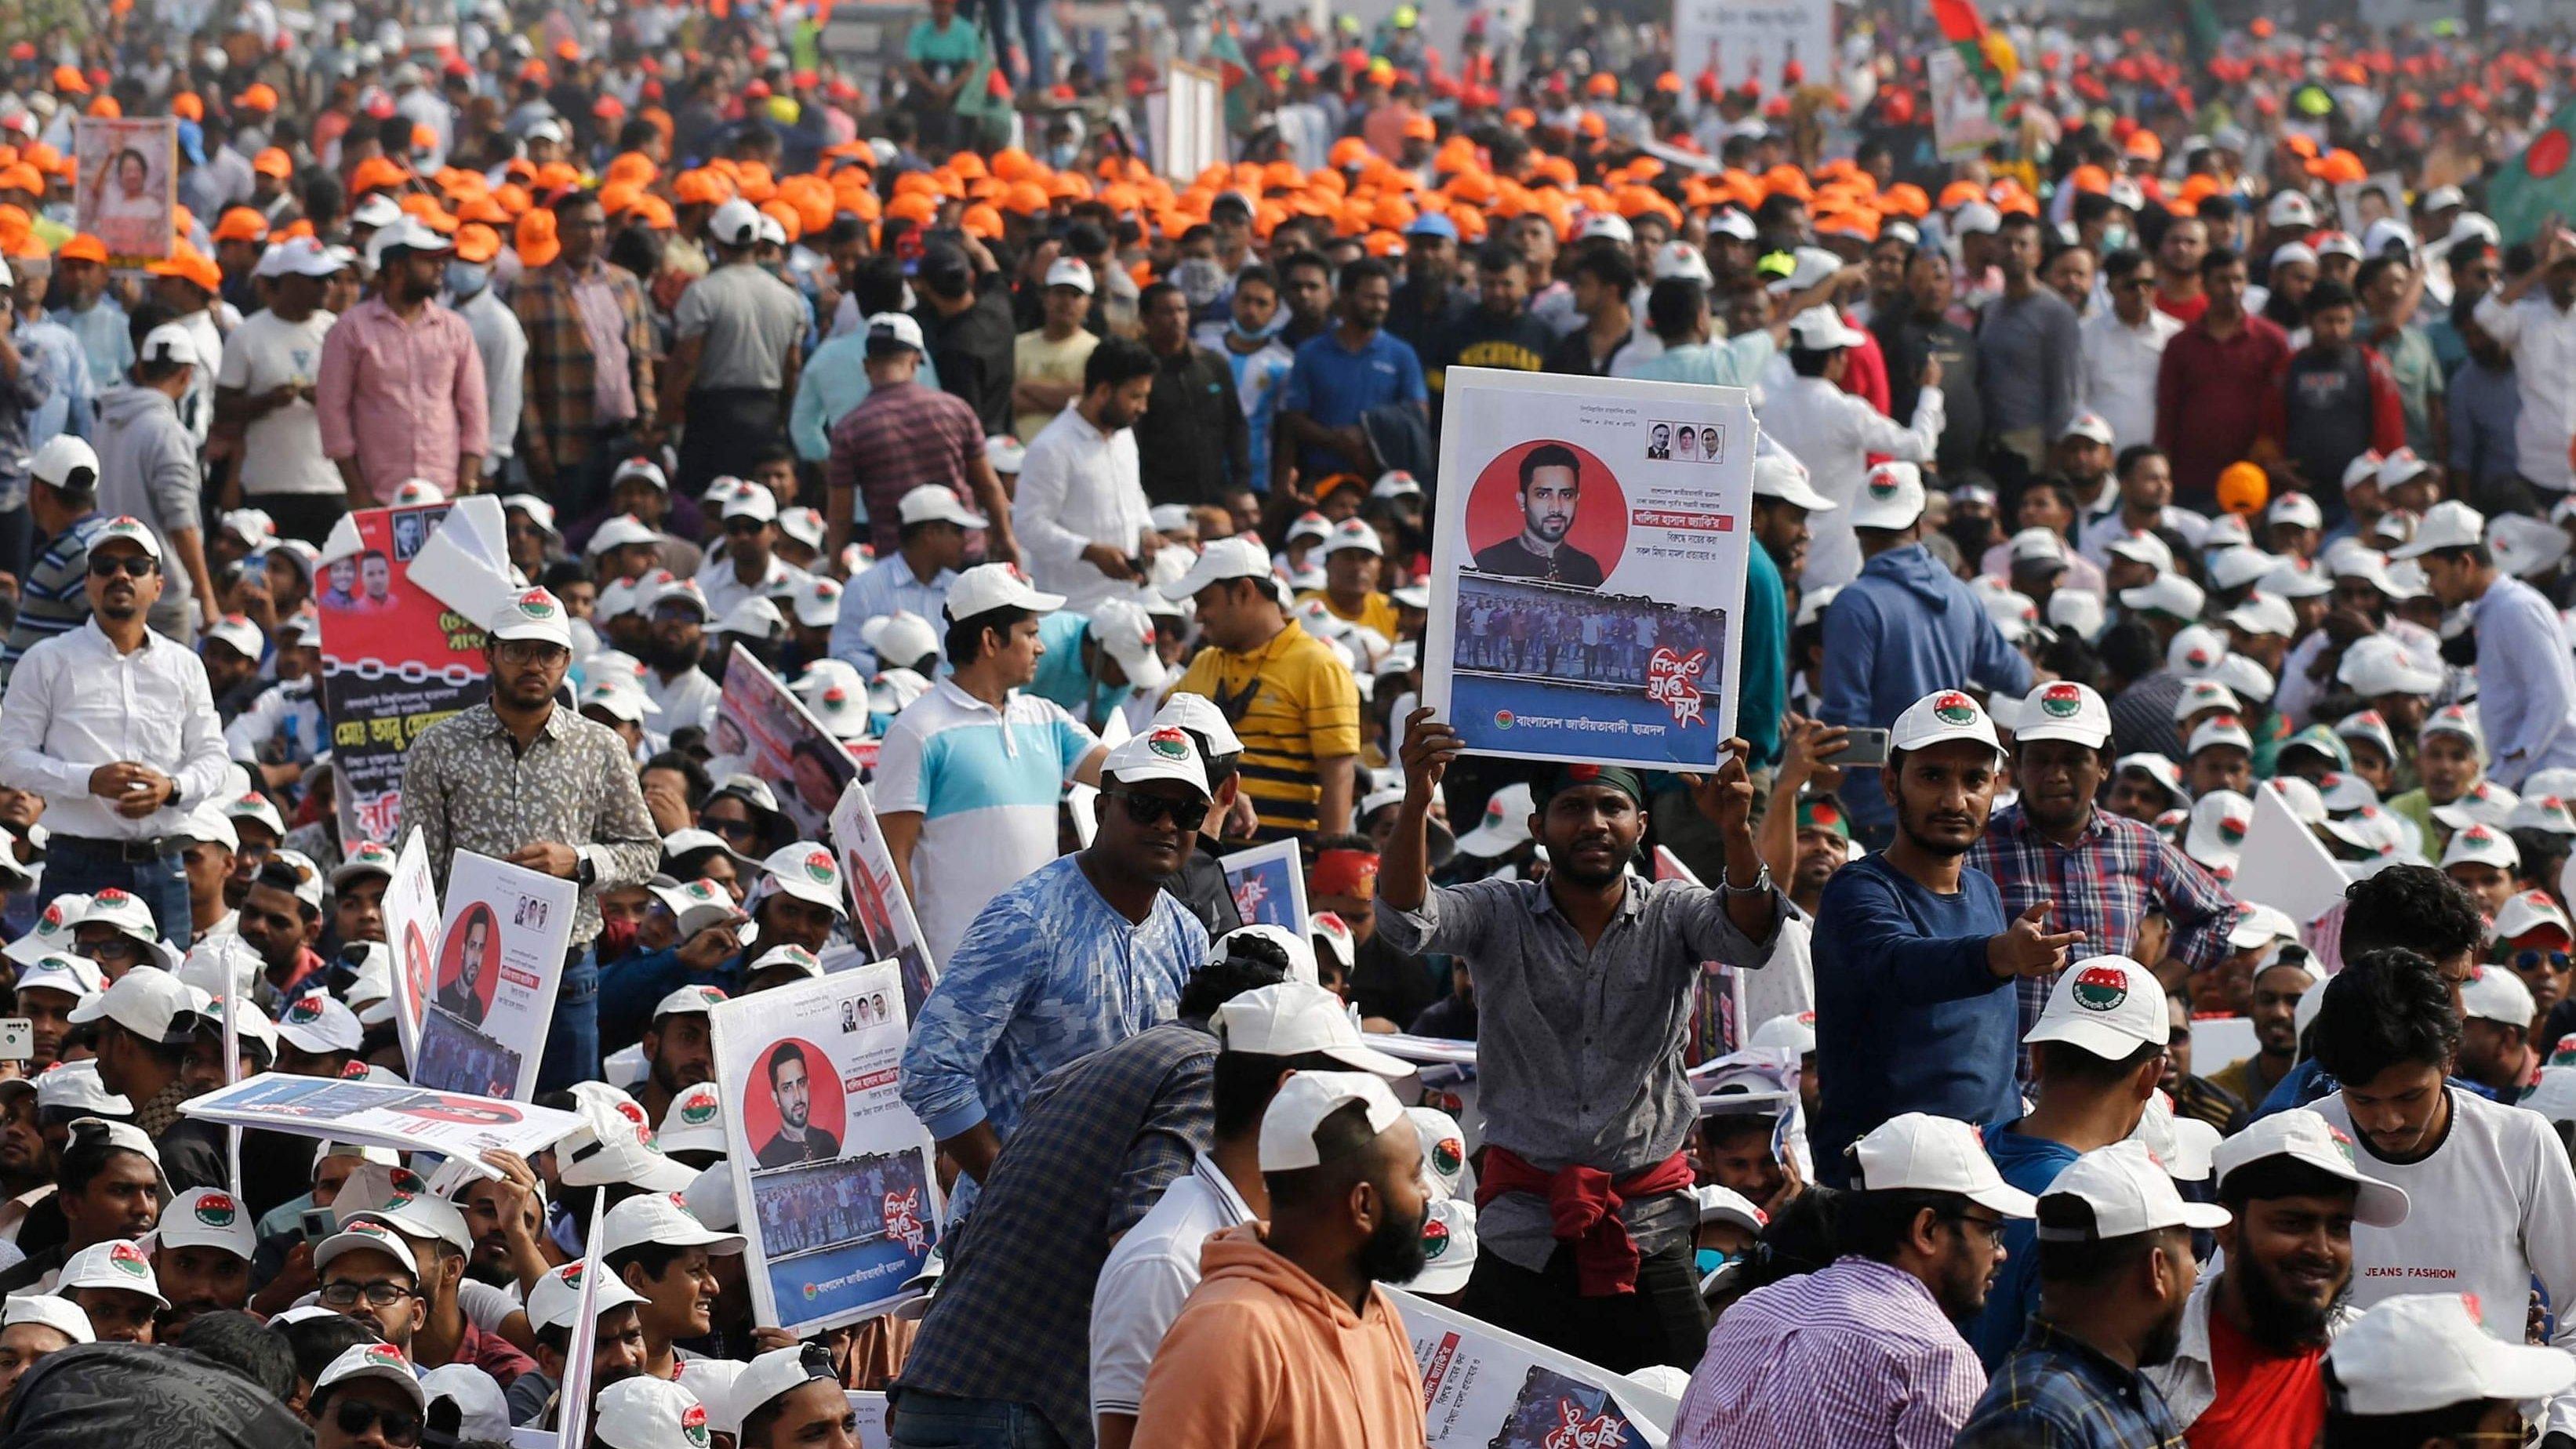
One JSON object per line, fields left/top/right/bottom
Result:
{"left": 412, "top": 852, "right": 573, "bottom": 1100}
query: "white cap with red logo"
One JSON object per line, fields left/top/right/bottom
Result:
{"left": 2460, "top": 963, "right": 2538, "bottom": 1029}
{"left": 595, "top": 1375, "right": 712, "bottom": 1449}
{"left": 2036, "top": 1140, "right": 2231, "bottom": 1240}
{"left": 487, "top": 586, "right": 574, "bottom": 648}
{"left": 757, "top": 841, "right": 849, "bottom": 915}
{"left": 151, "top": 1186, "right": 254, "bottom": 1258}
{"left": 58, "top": 1239, "right": 168, "bottom": 1306}
{"left": 2013, "top": 681, "right": 2110, "bottom": 749}
{"left": 1102, "top": 726, "right": 1212, "bottom": 798}
{"left": 1889, "top": 689, "right": 2001, "bottom": 757}
{"left": 2022, "top": 956, "right": 2168, "bottom": 1059}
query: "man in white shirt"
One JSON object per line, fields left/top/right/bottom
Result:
{"left": 447, "top": 231, "right": 526, "bottom": 481}
{"left": 2079, "top": 249, "right": 2183, "bottom": 452}
{"left": 2307, "top": 946, "right": 2576, "bottom": 1442}
{"left": 637, "top": 578, "right": 723, "bottom": 735}
{"left": 1088, "top": 977, "right": 1413, "bottom": 1449}
{"left": 0, "top": 518, "right": 229, "bottom": 942}
{"left": 1012, "top": 336, "right": 1159, "bottom": 616}
{"left": 212, "top": 238, "right": 343, "bottom": 545}
{"left": 2470, "top": 227, "right": 2576, "bottom": 496}
{"left": 830, "top": 485, "right": 977, "bottom": 675}
{"left": 695, "top": 485, "right": 808, "bottom": 622}
{"left": 1757, "top": 307, "right": 1945, "bottom": 592}
{"left": 2400, "top": 500, "right": 2576, "bottom": 790}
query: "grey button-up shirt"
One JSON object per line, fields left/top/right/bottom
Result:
{"left": 1376, "top": 872, "right": 1785, "bottom": 1271}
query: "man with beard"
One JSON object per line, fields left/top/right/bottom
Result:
{"left": 316, "top": 218, "right": 487, "bottom": 504}
{"left": 1811, "top": 689, "right": 2080, "bottom": 1181}
{"left": 638, "top": 578, "right": 721, "bottom": 736}
{"left": 436, "top": 909, "right": 493, "bottom": 1026}
{"left": 1470, "top": 442, "right": 1603, "bottom": 588}
{"left": 509, "top": 1259, "right": 650, "bottom": 1429}
{"left": 635, "top": 985, "right": 717, "bottom": 1124}
{"left": 1013, "top": 336, "right": 1160, "bottom": 616}
{"left": 1675, "top": 1113, "right": 2034, "bottom": 1448}
{"left": 754, "top": 1042, "right": 840, "bottom": 1168}
{"left": 2307, "top": 948, "right": 2576, "bottom": 1440}
{"left": 1128, "top": 1072, "right": 1430, "bottom": 1446}
{"left": 1964, "top": 956, "right": 2174, "bottom": 1367}
{"left": 1956, "top": 1142, "right": 2226, "bottom": 1444}
{"left": 313, "top": 1220, "right": 425, "bottom": 1359}
{"left": 2146, "top": 1109, "right": 2409, "bottom": 1441}
{"left": 336, "top": 1166, "right": 534, "bottom": 1386}
{"left": 1379, "top": 712, "right": 1781, "bottom": 1371}
{"left": 1970, "top": 680, "right": 2240, "bottom": 1050}
{"left": 144, "top": 1187, "right": 251, "bottom": 1339}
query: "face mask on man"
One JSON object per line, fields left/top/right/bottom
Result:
{"left": 445, "top": 261, "right": 489, "bottom": 299}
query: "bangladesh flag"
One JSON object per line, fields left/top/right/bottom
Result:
{"left": 1208, "top": 17, "right": 1259, "bottom": 136}
{"left": 1929, "top": 0, "right": 2014, "bottom": 120}
{"left": 2492, "top": 100, "right": 2576, "bottom": 247}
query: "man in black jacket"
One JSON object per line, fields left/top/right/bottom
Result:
{"left": 1134, "top": 283, "right": 1249, "bottom": 508}
{"left": 915, "top": 241, "right": 1018, "bottom": 438}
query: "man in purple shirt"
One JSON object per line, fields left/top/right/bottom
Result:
{"left": 1675, "top": 1112, "right": 2033, "bottom": 1448}
{"left": 317, "top": 217, "right": 488, "bottom": 507}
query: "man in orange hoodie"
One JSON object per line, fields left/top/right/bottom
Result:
{"left": 1128, "top": 1071, "right": 1431, "bottom": 1448}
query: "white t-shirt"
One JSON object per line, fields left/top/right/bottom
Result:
{"left": 217, "top": 309, "right": 343, "bottom": 496}
{"left": 2313, "top": 1087, "right": 2576, "bottom": 1437}
{"left": 1088, "top": 1153, "right": 1255, "bottom": 1422}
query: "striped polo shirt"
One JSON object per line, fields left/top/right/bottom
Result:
{"left": 1168, "top": 619, "right": 1361, "bottom": 841}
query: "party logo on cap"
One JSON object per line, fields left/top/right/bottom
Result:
{"left": 194, "top": 1193, "right": 238, "bottom": 1228}
{"left": 2071, "top": 964, "right": 2129, "bottom": 1013}
{"left": 515, "top": 589, "right": 558, "bottom": 619}
{"left": 1866, "top": 477, "right": 1899, "bottom": 501}
{"left": 109, "top": 1240, "right": 149, "bottom": 1276}
{"left": 365, "top": 1343, "right": 405, "bottom": 1368}
{"left": 2040, "top": 683, "right": 2084, "bottom": 719}
{"left": 804, "top": 851, "right": 835, "bottom": 886}
{"left": 96, "top": 888, "right": 130, "bottom": 906}
{"left": 285, "top": 996, "right": 325, "bottom": 1025}
{"left": 678, "top": 1088, "right": 719, "bottom": 1128}
{"left": 2326, "top": 1123, "right": 2359, "bottom": 1164}
{"left": 391, "top": 1167, "right": 427, "bottom": 1194}
{"left": 1933, "top": 692, "right": 1978, "bottom": 728}
{"left": 683, "top": 1404, "right": 711, "bottom": 1448}
{"left": 1421, "top": 1216, "right": 1451, "bottom": 1258}
{"left": 1147, "top": 727, "right": 1192, "bottom": 761}
{"left": 2466, "top": 825, "right": 2495, "bottom": 844}
{"left": 340, "top": 1060, "right": 370, "bottom": 1079}
{"left": 2220, "top": 814, "right": 2248, "bottom": 847}
{"left": 1433, "top": 1136, "right": 1464, "bottom": 1178}
{"left": 35, "top": 902, "right": 66, "bottom": 933}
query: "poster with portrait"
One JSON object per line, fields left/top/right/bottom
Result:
{"left": 1397, "top": 1288, "right": 1677, "bottom": 1447}
{"left": 1219, "top": 839, "right": 1306, "bottom": 932}
{"left": 73, "top": 117, "right": 177, "bottom": 266}
{"left": 710, "top": 963, "right": 944, "bottom": 1336}
{"left": 318, "top": 502, "right": 492, "bottom": 847}
{"left": 411, "top": 852, "right": 574, "bottom": 1101}
{"left": 2335, "top": 172, "right": 2411, "bottom": 241}
{"left": 1927, "top": 48, "right": 2006, "bottom": 162}
{"left": 827, "top": 779, "right": 938, "bottom": 1021}
{"left": 179, "top": 1073, "right": 582, "bottom": 1191}
{"left": 1423, "top": 369, "right": 1754, "bottom": 771}
{"left": 1671, "top": 0, "right": 1831, "bottom": 108}
{"left": 382, "top": 829, "right": 441, "bottom": 1069}
{"left": 717, "top": 652, "right": 860, "bottom": 840}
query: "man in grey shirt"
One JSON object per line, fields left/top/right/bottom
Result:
{"left": 1377, "top": 708, "right": 1784, "bottom": 1372}
{"left": 664, "top": 198, "right": 808, "bottom": 496}
{"left": 1977, "top": 211, "right": 2084, "bottom": 487}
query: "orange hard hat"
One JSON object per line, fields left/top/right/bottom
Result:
{"left": 758, "top": 199, "right": 802, "bottom": 243}
{"left": 234, "top": 82, "right": 278, "bottom": 111}
{"left": 2069, "top": 164, "right": 2112, "bottom": 194}
{"left": 1880, "top": 183, "right": 1931, "bottom": 219}
{"left": 631, "top": 195, "right": 676, "bottom": 229}
{"left": 170, "top": 92, "right": 205, "bottom": 122}
{"left": 886, "top": 192, "right": 938, "bottom": 224}
{"left": 49, "top": 65, "right": 87, "bottom": 94}
{"left": 605, "top": 152, "right": 658, "bottom": 187}
{"left": 1002, "top": 181, "right": 1051, "bottom": 216}
{"left": 1585, "top": 72, "right": 1619, "bottom": 97}
{"left": 2124, "top": 129, "right": 2164, "bottom": 162}
{"left": 1401, "top": 114, "right": 1436, "bottom": 142}
{"left": 146, "top": 239, "right": 222, "bottom": 294}
{"left": 990, "top": 146, "right": 1035, "bottom": 180}
{"left": 86, "top": 96, "right": 120, "bottom": 118}
{"left": 1364, "top": 229, "right": 1408, "bottom": 258}
{"left": 252, "top": 147, "right": 293, "bottom": 180}
{"left": 349, "top": 157, "right": 412, "bottom": 195}
{"left": 948, "top": 151, "right": 989, "bottom": 181}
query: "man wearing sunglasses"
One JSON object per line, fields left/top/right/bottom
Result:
{"left": 311, "top": 1340, "right": 431, "bottom": 1449}
{"left": 901, "top": 725, "right": 1211, "bottom": 1218}
{"left": 696, "top": 483, "right": 810, "bottom": 620}
{"left": 0, "top": 515, "right": 229, "bottom": 946}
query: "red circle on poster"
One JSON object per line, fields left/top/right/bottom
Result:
{"left": 1462, "top": 439, "right": 1630, "bottom": 587}
{"left": 434, "top": 902, "right": 502, "bottom": 1024}
{"left": 737, "top": 1037, "right": 847, "bottom": 1168}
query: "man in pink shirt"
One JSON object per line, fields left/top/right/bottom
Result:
{"left": 317, "top": 217, "right": 489, "bottom": 507}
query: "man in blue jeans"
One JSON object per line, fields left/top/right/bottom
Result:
{"left": 0, "top": 517, "right": 228, "bottom": 943}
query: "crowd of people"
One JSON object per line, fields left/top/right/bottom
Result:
{"left": 0, "top": 0, "right": 2573, "bottom": 1445}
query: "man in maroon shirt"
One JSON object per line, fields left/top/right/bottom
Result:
{"left": 2156, "top": 248, "right": 2291, "bottom": 510}
{"left": 826, "top": 313, "right": 1018, "bottom": 564}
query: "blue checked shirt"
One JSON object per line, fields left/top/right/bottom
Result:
{"left": 896, "top": 1020, "right": 1214, "bottom": 1448}
{"left": 1955, "top": 1317, "right": 2188, "bottom": 1449}
{"left": 1967, "top": 804, "right": 2241, "bottom": 1061}
{"left": 898, "top": 853, "right": 1207, "bottom": 1218}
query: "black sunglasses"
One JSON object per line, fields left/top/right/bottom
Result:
{"left": 723, "top": 517, "right": 769, "bottom": 535}
{"left": 2516, "top": 949, "right": 2574, "bottom": 974}
{"left": 1108, "top": 789, "right": 1209, "bottom": 833}
{"left": 333, "top": 1398, "right": 421, "bottom": 1447}
{"left": 88, "top": 555, "right": 158, "bottom": 578}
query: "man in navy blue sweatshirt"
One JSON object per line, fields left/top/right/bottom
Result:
{"left": 1810, "top": 688, "right": 2084, "bottom": 1184}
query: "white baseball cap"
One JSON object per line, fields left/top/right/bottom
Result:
{"left": 2338, "top": 637, "right": 2443, "bottom": 698}
{"left": 1212, "top": 982, "right": 1413, "bottom": 1077}
{"left": 2207, "top": 1109, "right": 2411, "bottom": 1225}
{"left": 58, "top": 1239, "right": 166, "bottom": 1306}
{"left": 1042, "top": 256, "right": 1095, "bottom": 294}
{"left": 730, "top": 1345, "right": 839, "bottom": 1430}
{"left": 1848, "top": 462, "right": 1925, "bottom": 531}
{"left": 601, "top": 1190, "right": 746, "bottom": 1257}
{"left": 2187, "top": 715, "right": 2254, "bottom": 757}
{"left": 488, "top": 586, "right": 575, "bottom": 648}
{"left": 2172, "top": 679, "right": 2244, "bottom": 724}
{"left": 866, "top": 310, "right": 925, "bottom": 354}
{"left": 1695, "top": 1182, "right": 1768, "bottom": 1235}
{"left": 2036, "top": 1140, "right": 2229, "bottom": 1240}
{"left": 1160, "top": 536, "right": 1273, "bottom": 601}
{"left": 150, "top": 1186, "right": 255, "bottom": 1259}
{"left": 2265, "top": 191, "right": 2318, "bottom": 228}
{"left": 1408, "top": 1197, "right": 1479, "bottom": 1295}
{"left": 315, "top": 1342, "right": 425, "bottom": 1411}
{"left": 2167, "top": 624, "right": 2228, "bottom": 678}
{"left": 89, "top": 515, "right": 165, "bottom": 564}
{"left": 656, "top": 1080, "right": 727, "bottom": 1157}
{"left": 784, "top": 576, "right": 841, "bottom": 630}
{"left": 313, "top": 1218, "right": 419, "bottom": 1277}
{"left": 2379, "top": 447, "right": 2435, "bottom": 488}
{"left": 2014, "top": 681, "right": 2110, "bottom": 749}
{"left": 1748, "top": 1011, "right": 1817, "bottom": 1056}
{"left": 1750, "top": 453, "right": 1833, "bottom": 512}
{"left": 2120, "top": 574, "right": 2207, "bottom": 622}
{"left": 2213, "top": 650, "right": 2275, "bottom": 705}
{"left": 15, "top": 953, "right": 104, "bottom": 1002}
{"left": 2496, "top": 890, "right": 2574, "bottom": 944}
{"left": 2266, "top": 492, "right": 2323, "bottom": 531}
{"left": 707, "top": 197, "right": 763, "bottom": 247}
{"left": 2222, "top": 591, "right": 2298, "bottom": 640}
{"left": 2023, "top": 956, "right": 2167, "bottom": 1059}
{"left": 365, "top": 216, "right": 455, "bottom": 268}
{"left": 502, "top": 493, "right": 559, "bottom": 536}
{"left": 1259, "top": 1070, "right": 1408, "bottom": 1171}
{"left": 30, "top": 435, "right": 99, "bottom": 489}
{"left": 421, "top": 1364, "right": 511, "bottom": 1445}
{"left": 1786, "top": 304, "right": 1865, "bottom": 351}
{"left": 2104, "top": 530, "right": 2175, "bottom": 572}
{"left": 721, "top": 485, "right": 779, "bottom": 525}
{"left": 2389, "top": 499, "right": 2487, "bottom": 559}
{"left": 896, "top": 485, "right": 988, "bottom": 530}
{"left": 2206, "top": 546, "right": 2274, "bottom": 594}
{"left": 1154, "top": 692, "right": 1245, "bottom": 756}
{"left": 556, "top": 1083, "right": 699, "bottom": 1193}
{"left": 1850, "top": 1113, "right": 2038, "bottom": 1217}
{"left": 2325, "top": 1293, "right": 2576, "bottom": 1416}
{"left": 1086, "top": 597, "right": 1169, "bottom": 694}
{"left": 137, "top": 323, "right": 201, "bottom": 369}
{"left": 2440, "top": 821, "right": 2519, "bottom": 872}
{"left": 1890, "top": 688, "right": 2001, "bottom": 756}
{"left": 744, "top": 943, "right": 826, "bottom": 983}
{"left": 755, "top": 842, "right": 848, "bottom": 914}
{"left": 2007, "top": 528, "right": 2070, "bottom": 570}
{"left": 2182, "top": 790, "right": 2251, "bottom": 877}
{"left": 67, "top": 966, "right": 194, "bottom": 1046}
{"left": 2460, "top": 963, "right": 2537, "bottom": 1029}
{"left": 1099, "top": 725, "right": 1212, "bottom": 799}
{"left": 1213, "top": 924, "right": 1319, "bottom": 986}
{"left": 946, "top": 561, "right": 1065, "bottom": 620}
{"left": 275, "top": 992, "right": 364, "bottom": 1055}
{"left": 860, "top": 611, "right": 941, "bottom": 670}
{"left": 1454, "top": 781, "right": 1535, "bottom": 858}
{"left": 526, "top": 1258, "right": 649, "bottom": 1334}
{"left": 0, "top": 1295, "right": 92, "bottom": 1345}
{"left": 595, "top": 1377, "right": 710, "bottom": 1449}
{"left": 587, "top": 518, "right": 668, "bottom": 563}
{"left": 35, "top": 1066, "right": 129, "bottom": 1117}
{"left": 2048, "top": 589, "right": 2105, "bottom": 642}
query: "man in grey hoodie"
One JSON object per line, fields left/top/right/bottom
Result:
{"left": 96, "top": 324, "right": 219, "bottom": 641}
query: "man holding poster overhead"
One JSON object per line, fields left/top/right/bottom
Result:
{"left": 401, "top": 587, "right": 661, "bottom": 1090}
{"left": 1376, "top": 707, "right": 1783, "bottom": 1371}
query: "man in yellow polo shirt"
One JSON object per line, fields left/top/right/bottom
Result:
{"left": 1296, "top": 518, "right": 1400, "bottom": 641}
{"left": 1163, "top": 536, "right": 1361, "bottom": 842}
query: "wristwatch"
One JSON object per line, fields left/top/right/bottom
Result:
{"left": 1721, "top": 863, "right": 1773, "bottom": 895}
{"left": 576, "top": 855, "right": 597, "bottom": 888}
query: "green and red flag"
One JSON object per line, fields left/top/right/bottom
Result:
{"left": 2491, "top": 100, "right": 2576, "bottom": 247}
{"left": 1929, "top": 0, "right": 2017, "bottom": 119}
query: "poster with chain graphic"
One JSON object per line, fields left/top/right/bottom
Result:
{"left": 318, "top": 502, "right": 492, "bottom": 845}
{"left": 1423, "top": 369, "right": 1753, "bottom": 771}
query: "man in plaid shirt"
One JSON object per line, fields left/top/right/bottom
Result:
{"left": 511, "top": 190, "right": 658, "bottom": 522}
{"left": 1969, "top": 681, "right": 2240, "bottom": 1062}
